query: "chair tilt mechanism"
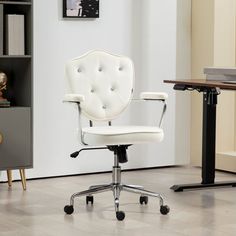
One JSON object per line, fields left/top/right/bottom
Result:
{"left": 63, "top": 50, "right": 170, "bottom": 221}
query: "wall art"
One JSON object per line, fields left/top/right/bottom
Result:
{"left": 63, "top": 0, "right": 99, "bottom": 18}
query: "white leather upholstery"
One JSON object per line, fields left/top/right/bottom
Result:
{"left": 140, "top": 92, "right": 168, "bottom": 100}
{"left": 82, "top": 126, "right": 164, "bottom": 145}
{"left": 64, "top": 93, "right": 85, "bottom": 103}
{"left": 65, "top": 51, "right": 134, "bottom": 121}
{"left": 65, "top": 50, "right": 168, "bottom": 146}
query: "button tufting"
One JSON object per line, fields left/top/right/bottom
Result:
{"left": 67, "top": 52, "right": 134, "bottom": 121}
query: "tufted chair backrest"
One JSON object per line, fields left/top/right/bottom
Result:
{"left": 65, "top": 51, "right": 135, "bottom": 121}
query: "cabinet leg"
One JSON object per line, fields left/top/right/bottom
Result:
{"left": 19, "top": 169, "right": 27, "bottom": 190}
{"left": 7, "top": 170, "right": 12, "bottom": 187}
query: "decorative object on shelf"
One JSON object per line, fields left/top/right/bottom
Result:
{"left": 63, "top": 0, "right": 99, "bottom": 18}
{"left": 0, "top": 71, "right": 10, "bottom": 107}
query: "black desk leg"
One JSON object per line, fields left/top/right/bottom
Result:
{"left": 202, "top": 91, "right": 216, "bottom": 184}
{"left": 171, "top": 89, "right": 236, "bottom": 192}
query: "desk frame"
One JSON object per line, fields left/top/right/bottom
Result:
{"left": 164, "top": 80, "right": 236, "bottom": 192}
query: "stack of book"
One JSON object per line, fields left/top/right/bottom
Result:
{"left": 0, "top": 4, "right": 3, "bottom": 55}
{"left": 0, "top": 7, "right": 25, "bottom": 55}
{"left": 5, "top": 14, "right": 25, "bottom": 55}
{"left": 204, "top": 67, "right": 236, "bottom": 83}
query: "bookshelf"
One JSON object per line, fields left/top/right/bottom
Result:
{"left": 0, "top": 0, "right": 32, "bottom": 171}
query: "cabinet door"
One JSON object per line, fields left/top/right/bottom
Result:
{"left": 0, "top": 107, "right": 32, "bottom": 170}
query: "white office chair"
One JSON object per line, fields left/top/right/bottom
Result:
{"left": 63, "top": 50, "right": 169, "bottom": 221}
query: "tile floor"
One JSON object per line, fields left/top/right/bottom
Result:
{"left": 0, "top": 166, "right": 236, "bottom": 236}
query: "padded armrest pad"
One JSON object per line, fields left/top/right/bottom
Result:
{"left": 140, "top": 92, "right": 168, "bottom": 100}
{"left": 63, "top": 93, "right": 85, "bottom": 103}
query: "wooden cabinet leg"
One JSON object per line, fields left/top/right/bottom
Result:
{"left": 19, "top": 169, "right": 26, "bottom": 190}
{"left": 7, "top": 170, "right": 12, "bottom": 187}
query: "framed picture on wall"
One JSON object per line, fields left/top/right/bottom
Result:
{"left": 63, "top": 0, "right": 99, "bottom": 18}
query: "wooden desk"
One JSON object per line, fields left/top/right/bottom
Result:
{"left": 164, "top": 79, "right": 236, "bottom": 191}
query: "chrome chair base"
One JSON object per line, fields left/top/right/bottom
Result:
{"left": 64, "top": 155, "right": 170, "bottom": 220}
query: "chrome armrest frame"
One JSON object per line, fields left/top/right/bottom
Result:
{"left": 158, "top": 100, "right": 167, "bottom": 128}
{"left": 76, "top": 103, "right": 88, "bottom": 146}
{"left": 65, "top": 101, "right": 110, "bottom": 157}
{"left": 131, "top": 98, "right": 167, "bottom": 128}
{"left": 67, "top": 99, "right": 166, "bottom": 158}
{"left": 72, "top": 99, "right": 167, "bottom": 147}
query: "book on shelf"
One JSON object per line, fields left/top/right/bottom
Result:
{"left": 0, "top": 4, "right": 3, "bottom": 55}
{"left": 5, "top": 14, "right": 25, "bottom": 55}
{"left": 204, "top": 67, "right": 236, "bottom": 81}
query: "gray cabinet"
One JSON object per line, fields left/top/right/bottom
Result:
{"left": 0, "top": 0, "right": 33, "bottom": 170}
{"left": 0, "top": 108, "right": 32, "bottom": 170}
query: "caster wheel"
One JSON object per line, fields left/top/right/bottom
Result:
{"left": 86, "top": 195, "right": 94, "bottom": 205}
{"left": 64, "top": 205, "right": 74, "bottom": 215}
{"left": 116, "top": 211, "right": 125, "bottom": 221}
{"left": 139, "top": 196, "right": 148, "bottom": 205}
{"left": 160, "top": 205, "right": 170, "bottom": 215}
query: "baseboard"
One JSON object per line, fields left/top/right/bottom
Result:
{"left": 0, "top": 165, "right": 179, "bottom": 183}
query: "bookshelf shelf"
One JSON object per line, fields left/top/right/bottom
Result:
{"left": 0, "top": 55, "right": 31, "bottom": 58}
{"left": 0, "top": 1, "right": 31, "bottom": 5}
{"left": 0, "top": 0, "right": 32, "bottom": 171}
{"left": 0, "top": 106, "right": 30, "bottom": 109}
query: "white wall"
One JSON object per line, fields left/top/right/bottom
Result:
{"left": 175, "top": 0, "right": 191, "bottom": 164}
{"left": 1, "top": 0, "right": 191, "bottom": 180}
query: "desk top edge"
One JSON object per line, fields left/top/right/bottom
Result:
{"left": 164, "top": 79, "right": 236, "bottom": 90}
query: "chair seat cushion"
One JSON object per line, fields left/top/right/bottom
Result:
{"left": 82, "top": 126, "right": 164, "bottom": 145}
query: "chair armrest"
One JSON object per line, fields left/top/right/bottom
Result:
{"left": 140, "top": 92, "right": 168, "bottom": 101}
{"left": 138, "top": 92, "right": 167, "bottom": 128}
{"left": 63, "top": 93, "right": 85, "bottom": 103}
{"left": 63, "top": 94, "right": 87, "bottom": 145}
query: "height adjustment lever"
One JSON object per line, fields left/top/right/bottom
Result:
{"left": 70, "top": 147, "right": 108, "bottom": 158}
{"left": 70, "top": 151, "right": 80, "bottom": 158}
